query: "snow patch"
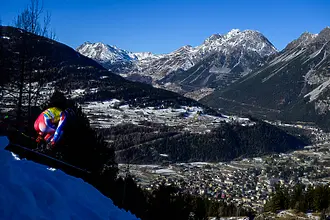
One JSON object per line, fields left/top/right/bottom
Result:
{"left": 209, "top": 66, "right": 231, "bottom": 74}
{"left": 69, "top": 89, "right": 85, "bottom": 99}
{"left": 226, "top": 29, "right": 241, "bottom": 39}
{"left": 308, "top": 43, "right": 327, "bottom": 60}
{"left": 11, "top": 152, "right": 21, "bottom": 160}
{"left": 154, "top": 169, "right": 176, "bottom": 174}
{"left": 133, "top": 52, "right": 162, "bottom": 60}
{"left": 47, "top": 167, "right": 57, "bottom": 171}
{"left": 314, "top": 50, "right": 328, "bottom": 68}
{"left": 83, "top": 101, "right": 254, "bottom": 132}
{"left": 306, "top": 212, "right": 320, "bottom": 220}
{"left": 304, "top": 78, "right": 330, "bottom": 102}
{"left": 280, "top": 49, "right": 305, "bottom": 62}
{"left": 189, "top": 162, "right": 212, "bottom": 167}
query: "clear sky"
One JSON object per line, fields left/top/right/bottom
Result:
{"left": 1, "top": 0, "right": 329, "bottom": 54}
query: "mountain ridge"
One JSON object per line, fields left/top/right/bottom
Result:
{"left": 201, "top": 27, "right": 330, "bottom": 130}
{"left": 76, "top": 29, "right": 278, "bottom": 99}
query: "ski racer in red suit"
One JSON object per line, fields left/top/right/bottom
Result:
{"left": 34, "top": 107, "right": 72, "bottom": 148}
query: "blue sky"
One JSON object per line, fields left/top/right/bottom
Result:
{"left": 1, "top": 0, "right": 329, "bottom": 54}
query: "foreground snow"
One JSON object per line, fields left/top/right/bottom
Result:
{"left": 0, "top": 136, "right": 138, "bottom": 220}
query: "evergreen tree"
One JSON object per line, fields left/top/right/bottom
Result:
{"left": 265, "top": 184, "right": 330, "bottom": 214}
{"left": 264, "top": 184, "right": 289, "bottom": 212}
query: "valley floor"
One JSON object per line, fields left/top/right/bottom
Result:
{"left": 116, "top": 124, "right": 330, "bottom": 213}
{"left": 78, "top": 98, "right": 330, "bottom": 212}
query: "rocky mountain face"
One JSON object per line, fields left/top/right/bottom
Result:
{"left": 201, "top": 27, "right": 330, "bottom": 130}
{"left": 159, "top": 30, "right": 277, "bottom": 89}
{"left": 76, "top": 29, "right": 278, "bottom": 99}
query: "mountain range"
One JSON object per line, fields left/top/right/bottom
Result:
{"left": 76, "top": 29, "right": 278, "bottom": 98}
{"left": 202, "top": 27, "right": 330, "bottom": 130}
{"left": 77, "top": 27, "right": 330, "bottom": 130}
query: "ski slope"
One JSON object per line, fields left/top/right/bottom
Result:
{"left": 0, "top": 136, "right": 139, "bottom": 220}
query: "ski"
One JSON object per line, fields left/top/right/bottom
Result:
{"left": 6, "top": 143, "right": 91, "bottom": 176}
{"left": 2, "top": 123, "right": 92, "bottom": 177}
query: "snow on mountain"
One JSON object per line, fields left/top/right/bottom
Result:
{"left": 77, "top": 29, "right": 276, "bottom": 70}
{"left": 76, "top": 42, "right": 163, "bottom": 75}
{"left": 76, "top": 42, "right": 161, "bottom": 64}
{"left": 132, "top": 52, "right": 163, "bottom": 61}
{"left": 0, "top": 136, "right": 138, "bottom": 220}
{"left": 199, "top": 29, "right": 277, "bottom": 57}
{"left": 76, "top": 42, "right": 137, "bottom": 64}
{"left": 76, "top": 29, "right": 278, "bottom": 98}
{"left": 284, "top": 32, "right": 318, "bottom": 51}
{"left": 130, "top": 45, "right": 198, "bottom": 81}
{"left": 156, "top": 29, "right": 278, "bottom": 94}
{"left": 134, "top": 29, "right": 277, "bottom": 91}
{"left": 202, "top": 27, "right": 330, "bottom": 126}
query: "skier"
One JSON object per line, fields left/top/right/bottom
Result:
{"left": 34, "top": 107, "right": 74, "bottom": 148}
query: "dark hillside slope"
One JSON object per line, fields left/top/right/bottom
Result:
{"left": 104, "top": 121, "right": 307, "bottom": 164}
{"left": 0, "top": 26, "right": 212, "bottom": 110}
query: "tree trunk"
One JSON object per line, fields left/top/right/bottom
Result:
{"left": 17, "top": 40, "right": 26, "bottom": 127}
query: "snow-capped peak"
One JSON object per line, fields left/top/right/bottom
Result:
{"left": 299, "top": 32, "right": 318, "bottom": 44}
{"left": 77, "top": 28, "right": 277, "bottom": 90}
{"left": 77, "top": 42, "right": 161, "bottom": 64}
{"left": 76, "top": 42, "right": 137, "bottom": 64}
{"left": 172, "top": 45, "right": 195, "bottom": 54}
{"left": 77, "top": 28, "right": 277, "bottom": 67}
{"left": 199, "top": 29, "right": 277, "bottom": 57}
{"left": 132, "top": 52, "right": 163, "bottom": 60}
{"left": 204, "top": 34, "right": 223, "bottom": 44}
{"left": 284, "top": 32, "right": 319, "bottom": 51}
{"left": 226, "top": 28, "right": 241, "bottom": 38}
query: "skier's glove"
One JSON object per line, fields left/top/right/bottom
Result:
{"left": 36, "top": 136, "right": 43, "bottom": 143}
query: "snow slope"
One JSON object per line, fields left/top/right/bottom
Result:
{"left": 0, "top": 136, "right": 138, "bottom": 220}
